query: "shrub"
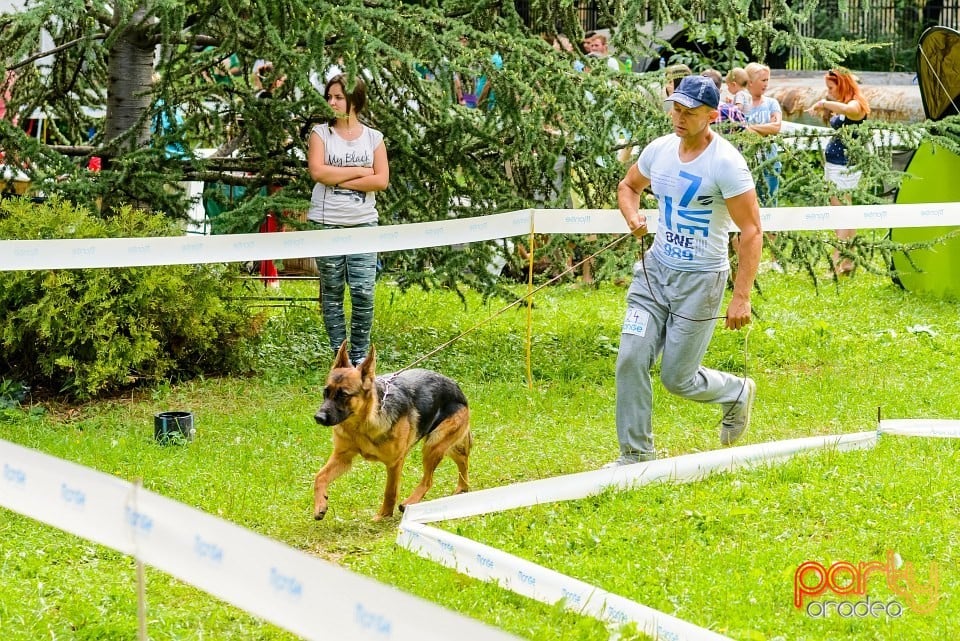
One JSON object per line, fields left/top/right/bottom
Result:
{"left": 0, "top": 198, "right": 265, "bottom": 399}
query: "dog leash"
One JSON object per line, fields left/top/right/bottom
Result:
{"left": 635, "top": 235, "right": 753, "bottom": 426}
{"left": 392, "top": 231, "right": 750, "bottom": 429}
{"left": 392, "top": 233, "right": 633, "bottom": 375}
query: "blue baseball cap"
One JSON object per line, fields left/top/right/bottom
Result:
{"left": 666, "top": 75, "right": 720, "bottom": 110}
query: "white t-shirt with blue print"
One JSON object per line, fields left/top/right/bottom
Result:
{"left": 638, "top": 133, "right": 756, "bottom": 272}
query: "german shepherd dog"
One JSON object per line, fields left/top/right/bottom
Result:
{"left": 313, "top": 342, "right": 472, "bottom": 521}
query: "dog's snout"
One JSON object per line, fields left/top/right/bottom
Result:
{"left": 315, "top": 402, "right": 339, "bottom": 426}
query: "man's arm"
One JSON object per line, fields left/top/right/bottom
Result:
{"left": 617, "top": 163, "right": 652, "bottom": 239}
{"left": 725, "top": 189, "right": 762, "bottom": 330}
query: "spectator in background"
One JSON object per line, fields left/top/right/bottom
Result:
{"left": 703, "top": 69, "right": 745, "bottom": 130}
{"left": 253, "top": 61, "right": 286, "bottom": 99}
{"left": 663, "top": 64, "right": 692, "bottom": 104}
{"left": 723, "top": 67, "right": 750, "bottom": 110}
{"left": 701, "top": 68, "right": 723, "bottom": 88}
{"left": 546, "top": 32, "right": 578, "bottom": 68}
{"left": 741, "top": 62, "right": 782, "bottom": 207}
{"left": 307, "top": 74, "right": 389, "bottom": 364}
{"left": 551, "top": 33, "right": 576, "bottom": 54}
{"left": 203, "top": 49, "right": 243, "bottom": 86}
{"left": 582, "top": 31, "right": 622, "bottom": 73}
{"left": 660, "top": 64, "right": 691, "bottom": 114}
{"left": 806, "top": 67, "right": 870, "bottom": 276}
{"left": 453, "top": 36, "right": 504, "bottom": 110}
{"left": 252, "top": 61, "right": 290, "bottom": 288}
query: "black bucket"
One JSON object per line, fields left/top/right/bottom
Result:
{"left": 154, "top": 411, "right": 195, "bottom": 444}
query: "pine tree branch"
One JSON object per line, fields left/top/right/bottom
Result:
{"left": 9, "top": 33, "right": 110, "bottom": 71}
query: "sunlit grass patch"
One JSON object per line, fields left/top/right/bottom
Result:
{"left": 444, "top": 435, "right": 960, "bottom": 640}
{"left": 2, "top": 270, "right": 959, "bottom": 640}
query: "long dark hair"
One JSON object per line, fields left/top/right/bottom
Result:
{"left": 324, "top": 74, "right": 367, "bottom": 126}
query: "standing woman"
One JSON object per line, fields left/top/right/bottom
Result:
{"left": 741, "top": 62, "right": 782, "bottom": 207}
{"left": 307, "top": 74, "right": 389, "bottom": 364}
{"left": 807, "top": 68, "right": 870, "bottom": 275}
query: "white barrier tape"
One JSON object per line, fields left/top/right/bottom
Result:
{"left": 401, "top": 432, "right": 878, "bottom": 525}
{"left": 758, "top": 202, "right": 960, "bottom": 233}
{"left": 398, "top": 521, "right": 731, "bottom": 641}
{"left": 879, "top": 418, "right": 960, "bottom": 437}
{"left": 0, "top": 210, "right": 534, "bottom": 271}
{"left": 537, "top": 203, "right": 960, "bottom": 236}
{"left": 2, "top": 202, "right": 960, "bottom": 271}
{"left": 531, "top": 208, "right": 647, "bottom": 234}
{"left": 779, "top": 120, "right": 913, "bottom": 151}
{"left": 397, "top": 432, "right": 878, "bottom": 639}
{"left": 0, "top": 439, "right": 519, "bottom": 641}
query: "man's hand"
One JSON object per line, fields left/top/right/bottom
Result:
{"left": 626, "top": 213, "right": 647, "bottom": 239}
{"left": 725, "top": 297, "right": 751, "bottom": 330}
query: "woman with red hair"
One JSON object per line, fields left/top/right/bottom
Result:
{"left": 807, "top": 68, "right": 871, "bottom": 275}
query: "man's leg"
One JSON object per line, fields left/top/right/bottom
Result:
{"left": 658, "top": 269, "right": 747, "bottom": 405}
{"left": 613, "top": 258, "right": 668, "bottom": 462}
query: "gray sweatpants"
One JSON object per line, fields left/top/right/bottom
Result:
{"left": 615, "top": 255, "right": 747, "bottom": 458}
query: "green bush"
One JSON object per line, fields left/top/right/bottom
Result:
{"left": 0, "top": 198, "right": 265, "bottom": 399}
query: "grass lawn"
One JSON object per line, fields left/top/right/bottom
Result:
{"left": 1, "top": 261, "right": 959, "bottom": 640}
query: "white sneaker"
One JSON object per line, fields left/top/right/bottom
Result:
{"left": 720, "top": 378, "right": 756, "bottom": 446}
{"left": 601, "top": 453, "right": 655, "bottom": 469}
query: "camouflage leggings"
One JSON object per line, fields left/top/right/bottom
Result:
{"left": 313, "top": 222, "right": 377, "bottom": 364}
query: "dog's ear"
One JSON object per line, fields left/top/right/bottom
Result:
{"left": 359, "top": 344, "right": 376, "bottom": 381}
{"left": 333, "top": 341, "right": 352, "bottom": 368}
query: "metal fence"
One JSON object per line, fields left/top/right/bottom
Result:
{"left": 515, "top": 0, "right": 960, "bottom": 71}
{"left": 786, "top": 0, "right": 960, "bottom": 70}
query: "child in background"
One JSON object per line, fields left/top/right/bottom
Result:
{"left": 704, "top": 69, "right": 745, "bottom": 129}
{"left": 724, "top": 67, "right": 750, "bottom": 111}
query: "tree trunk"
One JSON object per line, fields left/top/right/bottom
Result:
{"left": 104, "top": 5, "right": 156, "bottom": 149}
